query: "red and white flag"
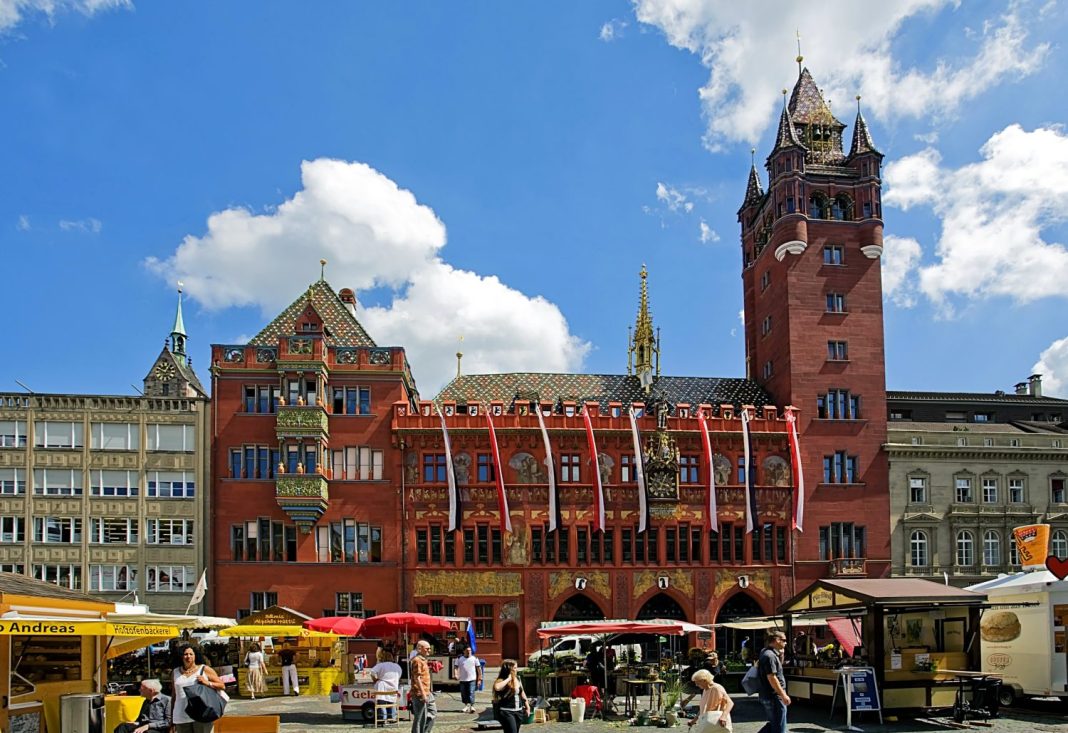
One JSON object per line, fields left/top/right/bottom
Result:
{"left": 740, "top": 407, "right": 757, "bottom": 534}
{"left": 535, "top": 406, "right": 559, "bottom": 532}
{"left": 697, "top": 409, "right": 718, "bottom": 534}
{"left": 485, "top": 405, "right": 512, "bottom": 533}
{"left": 785, "top": 407, "right": 805, "bottom": 532}
{"left": 436, "top": 404, "right": 461, "bottom": 531}
{"left": 582, "top": 404, "right": 606, "bottom": 532}
{"left": 627, "top": 406, "right": 648, "bottom": 533}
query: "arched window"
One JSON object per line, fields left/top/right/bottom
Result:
{"left": 808, "top": 193, "right": 829, "bottom": 219}
{"left": 983, "top": 530, "right": 1001, "bottom": 566}
{"left": 910, "top": 530, "right": 928, "bottom": 567}
{"left": 1052, "top": 530, "right": 1068, "bottom": 559}
{"left": 832, "top": 194, "right": 853, "bottom": 221}
{"left": 956, "top": 530, "right": 975, "bottom": 567}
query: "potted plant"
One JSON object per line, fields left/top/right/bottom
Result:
{"left": 661, "top": 674, "right": 682, "bottom": 726}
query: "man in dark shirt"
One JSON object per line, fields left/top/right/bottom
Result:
{"left": 756, "top": 631, "right": 790, "bottom": 733}
{"left": 113, "top": 679, "right": 171, "bottom": 733}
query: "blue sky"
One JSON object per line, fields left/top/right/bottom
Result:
{"left": 2, "top": 0, "right": 1067, "bottom": 398}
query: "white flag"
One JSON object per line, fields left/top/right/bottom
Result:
{"left": 628, "top": 406, "right": 648, "bottom": 533}
{"left": 535, "top": 406, "right": 559, "bottom": 532}
{"left": 186, "top": 570, "right": 208, "bottom": 613}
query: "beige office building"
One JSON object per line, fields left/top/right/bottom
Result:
{"left": 0, "top": 292, "right": 210, "bottom": 612}
{"left": 888, "top": 381, "right": 1068, "bottom": 585}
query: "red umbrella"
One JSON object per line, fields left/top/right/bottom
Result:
{"left": 360, "top": 612, "right": 451, "bottom": 638}
{"left": 304, "top": 616, "right": 364, "bottom": 636}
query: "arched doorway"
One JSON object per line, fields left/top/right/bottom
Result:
{"left": 501, "top": 622, "right": 520, "bottom": 661}
{"left": 714, "top": 592, "right": 764, "bottom": 662}
{"left": 553, "top": 594, "right": 606, "bottom": 622}
{"left": 636, "top": 593, "right": 687, "bottom": 620}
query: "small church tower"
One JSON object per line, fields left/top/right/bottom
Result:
{"left": 143, "top": 285, "right": 206, "bottom": 398}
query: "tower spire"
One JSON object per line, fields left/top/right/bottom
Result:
{"left": 796, "top": 30, "right": 803, "bottom": 77}
{"left": 628, "top": 265, "right": 660, "bottom": 393}
{"left": 742, "top": 147, "right": 765, "bottom": 208}
{"left": 170, "top": 282, "right": 187, "bottom": 362}
{"left": 848, "top": 94, "right": 880, "bottom": 157}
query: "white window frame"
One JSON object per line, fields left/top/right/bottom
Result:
{"left": 146, "top": 518, "right": 194, "bottom": 545}
{"left": 1009, "top": 477, "right": 1026, "bottom": 503}
{"left": 0, "top": 468, "right": 26, "bottom": 495}
{"left": 1052, "top": 530, "right": 1068, "bottom": 559}
{"left": 89, "top": 517, "right": 138, "bottom": 544}
{"left": 146, "top": 471, "right": 195, "bottom": 498}
{"left": 146, "top": 424, "right": 195, "bottom": 452}
{"left": 32, "top": 517, "right": 82, "bottom": 543}
{"left": 908, "top": 477, "right": 927, "bottom": 503}
{"left": 954, "top": 477, "right": 973, "bottom": 503}
{"left": 956, "top": 530, "right": 975, "bottom": 567}
{"left": 0, "top": 420, "right": 28, "bottom": 448}
{"left": 146, "top": 565, "right": 194, "bottom": 592}
{"left": 33, "top": 564, "right": 82, "bottom": 589}
{"left": 982, "top": 478, "right": 998, "bottom": 504}
{"left": 88, "top": 564, "right": 137, "bottom": 591}
{"left": 32, "top": 468, "right": 83, "bottom": 496}
{"left": 983, "top": 530, "right": 1001, "bottom": 566}
{"left": 910, "top": 530, "right": 928, "bottom": 567}
{"left": 91, "top": 422, "right": 140, "bottom": 451}
{"left": 90, "top": 470, "right": 139, "bottom": 497}
{"left": 33, "top": 421, "right": 84, "bottom": 449}
{"left": 1, "top": 516, "right": 25, "bottom": 543}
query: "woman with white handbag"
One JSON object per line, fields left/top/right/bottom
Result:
{"left": 687, "top": 669, "right": 733, "bottom": 733}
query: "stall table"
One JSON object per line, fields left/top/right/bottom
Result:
{"left": 621, "top": 678, "right": 664, "bottom": 715}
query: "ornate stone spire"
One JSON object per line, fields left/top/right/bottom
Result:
{"left": 628, "top": 265, "right": 660, "bottom": 393}
{"left": 171, "top": 283, "right": 187, "bottom": 362}
{"left": 849, "top": 95, "right": 880, "bottom": 157}
{"left": 771, "top": 89, "right": 806, "bottom": 153}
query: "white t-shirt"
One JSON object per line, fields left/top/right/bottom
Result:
{"left": 172, "top": 665, "right": 204, "bottom": 725}
{"left": 370, "top": 661, "right": 403, "bottom": 703}
{"left": 246, "top": 650, "right": 265, "bottom": 670}
{"left": 454, "top": 655, "right": 480, "bottom": 682}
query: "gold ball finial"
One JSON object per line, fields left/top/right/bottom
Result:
{"left": 796, "top": 55, "right": 803, "bottom": 64}
{"left": 782, "top": 88, "right": 788, "bottom": 96}
{"left": 640, "top": 263, "right": 648, "bottom": 278}
{"left": 320, "top": 258, "right": 327, "bottom": 266}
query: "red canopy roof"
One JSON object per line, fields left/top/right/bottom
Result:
{"left": 360, "top": 612, "right": 451, "bottom": 637}
{"left": 537, "top": 621, "right": 689, "bottom": 639}
{"left": 304, "top": 616, "right": 364, "bottom": 636}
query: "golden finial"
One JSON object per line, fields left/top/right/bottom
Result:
{"left": 750, "top": 147, "right": 756, "bottom": 166}
{"left": 795, "top": 30, "right": 803, "bottom": 74}
{"left": 319, "top": 258, "right": 327, "bottom": 280}
{"left": 456, "top": 335, "right": 464, "bottom": 378}
{"left": 856, "top": 94, "right": 862, "bottom": 113}
{"left": 640, "top": 263, "right": 647, "bottom": 279}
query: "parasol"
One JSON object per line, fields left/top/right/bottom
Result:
{"left": 304, "top": 616, "right": 365, "bottom": 636}
{"left": 360, "top": 612, "right": 451, "bottom": 638}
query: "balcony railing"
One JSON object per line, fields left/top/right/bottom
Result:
{"left": 276, "top": 405, "right": 329, "bottom": 438}
{"left": 275, "top": 475, "right": 329, "bottom": 532}
{"left": 829, "top": 558, "right": 867, "bottom": 577}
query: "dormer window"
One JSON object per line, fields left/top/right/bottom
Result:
{"left": 302, "top": 322, "right": 318, "bottom": 332}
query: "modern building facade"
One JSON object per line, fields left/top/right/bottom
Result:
{"left": 0, "top": 293, "right": 210, "bottom": 612}
{"left": 738, "top": 63, "right": 890, "bottom": 588}
{"left": 208, "top": 277, "right": 418, "bottom": 620}
{"left": 887, "top": 382, "right": 1068, "bottom": 585}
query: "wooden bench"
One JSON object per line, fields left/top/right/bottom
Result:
{"left": 215, "top": 715, "right": 281, "bottom": 733}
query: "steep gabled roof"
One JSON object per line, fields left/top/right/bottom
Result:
{"left": 771, "top": 102, "right": 805, "bottom": 152}
{"left": 435, "top": 372, "right": 773, "bottom": 414}
{"left": 849, "top": 110, "right": 880, "bottom": 157}
{"left": 742, "top": 163, "right": 764, "bottom": 208}
{"left": 788, "top": 68, "right": 844, "bottom": 128}
{"left": 249, "top": 280, "right": 376, "bottom": 348}
{"left": 156, "top": 346, "right": 207, "bottom": 398}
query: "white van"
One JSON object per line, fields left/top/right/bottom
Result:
{"left": 528, "top": 635, "right": 596, "bottom": 664}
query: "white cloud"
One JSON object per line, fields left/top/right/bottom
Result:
{"left": 881, "top": 235, "right": 923, "bottom": 307}
{"left": 655, "top": 182, "right": 693, "bottom": 212}
{"left": 1033, "top": 336, "right": 1068, "bottom": 398}
{"left": 599, "top": 18, "right": 628, "bottom": 42}
{"left": 146, "top": 158, "right": 591, "bottom": 394}
{"left": 883, "top": 125, "right": 1068, "bottom": 311}
{"left": 633, "top": 0, "right": 1049, "bottom": 150}
{"left": 698, "top": 219, "right": 719, "bottom": 243}
{"left": 0, "top": 0, "right": 131, "bottom": 33}
{"left": 914, "top": 131, "right": 939, "bottom": 144}
{"left": 58, "top": 217, "right": 101, "bottom": 233}
{"left": 16, "top": 214, "right": 30, "bottom": 231}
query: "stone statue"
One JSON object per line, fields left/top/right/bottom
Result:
{"left": 404, "top": 452, "right": 419, "bottom": 484}
{"left": 453, "top": 452, "right": 471, "bottom": 485}
{"left": 509, "top": 452, "right": 546, "bottom": 484}
{"left": 764, "top": 456, "right": 791, "bottom": 487}
{"left": 598, "top": 453, "right": 615, "bottom": 485}
{"left": 713, "top": 454, "right": 731, "bottom": 486}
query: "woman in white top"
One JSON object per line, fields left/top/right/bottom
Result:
{"left": 369, "top": 649, "right": 403, "bottom": 722}
{"left": 172, "top": 644, "right": 226, "bottom": 733}
{"left": 244, "top": 641, "right": 267, "bottom": 699}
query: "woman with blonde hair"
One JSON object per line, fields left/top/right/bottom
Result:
{"left": 688, "top": 668, "right": 733, "bottom": 732}
{"left": 244, "top": 642, "right": 267, "bottom": 699}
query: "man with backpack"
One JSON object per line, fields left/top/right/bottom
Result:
{"left": 756, "top": 631, "right": 790, "bottom": 733}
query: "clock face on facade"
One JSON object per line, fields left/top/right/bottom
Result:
{"left": 154, "top": 362, "right": 176, "bottom": 380}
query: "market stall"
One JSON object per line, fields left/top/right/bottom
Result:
{"left": 221, "top": 606, "right": 343, "bottom": 697}
{"left": 0, "top": 573, "right": 178, "bottom": 733}
{"left": 777, "top": 578, "right": 987, "bottom": 711}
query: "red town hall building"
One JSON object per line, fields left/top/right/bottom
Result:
{"left": 209, "top": 65, "right": 890, "bottom": 663}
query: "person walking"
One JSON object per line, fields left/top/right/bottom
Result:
{"left": 453, "top": 646, "right": 481, "bottom": 714}
{"left": 244, "top": 642, "right": 267, "bottom": 699}
{"left": 409, "top": 640, "right": 435, "bottom": 733}
{"left": 687, "top": 669, "right": 733, "bottom": 732}
{"left": 112, "top": 679, "right": 170, "bottom": 733}
{"left": 171, "top": 644, "right": 226, "bottom": 733}
{"left": 370, "top": 649, "right": 403, "bottom": 723}
{"left": 492, "top": 660, "right": 530, "bottom": 733}
{"left": 279, "top": 643, "right": 299, "bottom": 696}
{"left": 756, "top": 631, "right": 790, "bottom": 733}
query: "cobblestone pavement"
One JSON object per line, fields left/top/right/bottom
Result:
{"left": 226, "top": 685, "right": 1068, "bottom": 733}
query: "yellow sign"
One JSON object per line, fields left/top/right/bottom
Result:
{"left": 220, "top": 624, "right": 337, "bottom": 638}
{"left": 0, "top": 620, "right": 179, "bottom": 636}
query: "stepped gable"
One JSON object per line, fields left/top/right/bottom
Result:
{"left": 249, "top": 279, "right": 376, "bottom": 347}
{"left": 436, "top": 372, "right": 773, "bottom": 415}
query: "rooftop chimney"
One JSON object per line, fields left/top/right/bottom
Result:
{"left": 1029, "top": 374, "right": 1043, "bottom": 398}
{"left": 338, "top": 288, "right": 358, "bottom": 318}
{"left": 1015, "top": 382, "right": 1028, "bottom": 396}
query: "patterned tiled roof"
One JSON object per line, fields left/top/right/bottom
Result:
{"left": 849, "top": 110, "right": 880, "bottom": 157}
{"left": 435, "top": 372, "right": 774, "bottom": 413}
{"left": 771, "top": 103, "right": 805, "bottom": 152}
{"left": 742, "top": 163, "right": 764, "bottom": 208}
{"left": 788, "top": 68, "right": 843, "bottom": 128}
{"left": 249, "top": 279, "right": 376, "bottom": 347}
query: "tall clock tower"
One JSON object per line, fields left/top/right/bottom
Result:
{"left": 143, "top": 286, "right": 207, "bottom": 398}
{"left": 738, "top": 64, "right": 889, "bottom": 585}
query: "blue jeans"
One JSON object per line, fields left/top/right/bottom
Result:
{"left": 460, "top": 680, "right": 476, "bottom": 705}
{"left": 758, "top": 695, "right": 788, "bottom": 733}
